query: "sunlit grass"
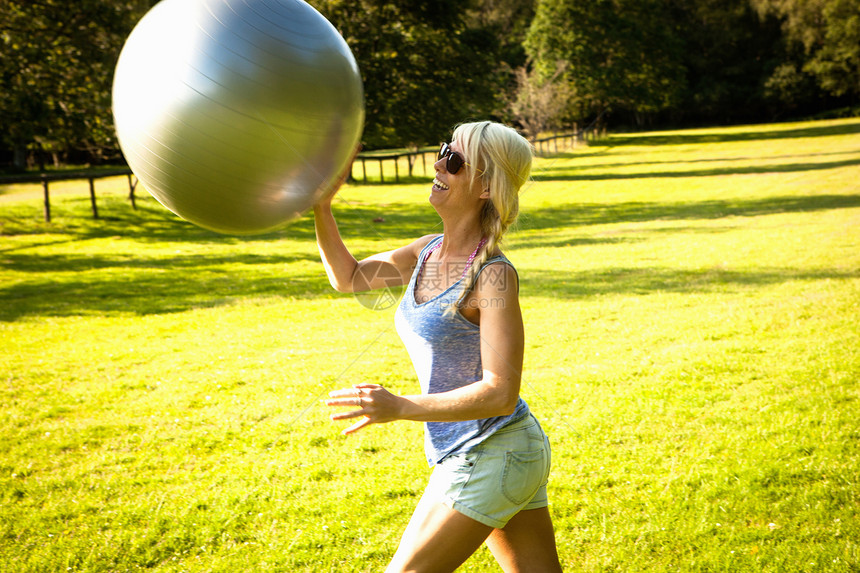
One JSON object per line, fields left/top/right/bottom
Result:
{"left": 1, "top": 117, "right": 859, "bottom": 571}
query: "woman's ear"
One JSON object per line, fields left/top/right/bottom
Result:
{"left": 479, "top": 188, "right": 490, "bottom": 199}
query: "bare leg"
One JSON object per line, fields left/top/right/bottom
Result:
{"left": 386, "top": 491, "right": 494, "bottom": 573}
{"left": 485, "top": 507, "right": 563, "bottom": 573}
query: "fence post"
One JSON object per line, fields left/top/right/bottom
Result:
{"left": 378, "top": 158, "right": 384, "bottom": 183}
{"left": 127, "top": 173, "right": 137, "bottom": 209}
{"left": 394, "top": 156, "right": 400, "bottom": 183}
{"left": 89, "top": 177, "right": 99, "bottom": 219}
{"left": 42, "top": 175, "right": 51, "bottom": 222}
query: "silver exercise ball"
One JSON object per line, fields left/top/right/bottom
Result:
{"left": 112, "top": 0, "right": 364, "bottom": 235}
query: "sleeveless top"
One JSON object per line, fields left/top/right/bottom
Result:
{"left": 394, "top": 235, "right": 530, "bottom": 466}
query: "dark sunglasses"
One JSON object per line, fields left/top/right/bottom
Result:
{"left": 438, "top": 142, "right": 478, "bottom": 175}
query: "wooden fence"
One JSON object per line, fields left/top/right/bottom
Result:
{"left": 0, "top": 168, "right": 138, "bottom": 222}
{"left": 0, "top": 130, "right": 590, "bottom": 221}
{"left": 354, "top": 130, "right": 587, "bottom": 184}
{"left": 533, "top": 131, "right": 583, "bottom": 156}
{"left": 352, "top": 148, "right": 435, "bottom": 184}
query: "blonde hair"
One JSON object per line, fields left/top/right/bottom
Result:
{"left": 450, "top": 121, "right": 533, "bottom": 311}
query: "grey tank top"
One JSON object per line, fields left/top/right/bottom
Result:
{"left": 394, "top": 235, "right": 530, "bottom": 466}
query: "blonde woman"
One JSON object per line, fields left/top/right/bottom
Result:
{"left": 315, "top": 121, "right": 562, "bottom": 573}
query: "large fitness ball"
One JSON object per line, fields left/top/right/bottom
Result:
{"left": 112, "top": 0, "right": 364, "bottom": 235}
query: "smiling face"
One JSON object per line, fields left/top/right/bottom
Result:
{"left": 430, "top": 140, "right": 487, "bottom": 215}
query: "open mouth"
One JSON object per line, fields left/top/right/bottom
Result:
{"left": 432, "top": 178, "right": 449, "bottom": 191}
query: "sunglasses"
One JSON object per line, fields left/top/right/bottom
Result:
{"left": 438, "top": 142, "right": 479, "bottom": 175}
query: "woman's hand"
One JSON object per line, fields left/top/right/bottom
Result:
{"left": 316, "top": 144, "right": 362, "bottom": 208}
{"left": 325, "top": 383, "right": 402, "bottom": 435}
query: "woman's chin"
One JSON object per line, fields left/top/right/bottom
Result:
{"left": 428, "top": 191, "right": 447, "bottom": 214}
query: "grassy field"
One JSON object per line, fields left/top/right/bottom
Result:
{"left": 1, "top": 117, "right": 859, "bottom": 572}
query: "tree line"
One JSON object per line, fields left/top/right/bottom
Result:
{"left": 1, "top": 0, "right": 857, "bottom": 170}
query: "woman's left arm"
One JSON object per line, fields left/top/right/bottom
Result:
{"left": 326, "top": 262, "right": 524, "bottom": 434}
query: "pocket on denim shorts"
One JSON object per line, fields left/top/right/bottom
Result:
{"left": 501, "top": 448, "right": 546, "bottom": 505}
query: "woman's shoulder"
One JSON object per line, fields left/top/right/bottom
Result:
{"left": 473, "top": 255, "right": 518, "bottom": 296}
{"left": 482, "top": 248, "right": 514, "bottom": 268}
{"left": 413, "top": 233, "right": 442, "bottom": 254}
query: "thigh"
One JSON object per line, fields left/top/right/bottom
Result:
{"left": 386, "top": 490, "right": 493, "bottom": 573}
{"left": 485, "top": 507, "right": 563, "bottom": 573}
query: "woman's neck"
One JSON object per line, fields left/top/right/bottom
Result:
{"left": 438, "top": 218, "right": 484, "bottom": 258}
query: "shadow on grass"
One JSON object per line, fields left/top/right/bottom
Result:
{"left": 0, "top": 267, "right": 339, "bottom": 321}
{"left": 534, "top": 149, "right": 860, "bottom": 176}
{"left": 3, "top": 189, "right": 858, "bottom": 321}
{"left": 517, "top": 194, "right": 860, "bottom": 232}
{"left": 0, "top": 196, "right": 440, "bottom": 248}
{"left": 532, "top": 156, "right": 860, "bottom": 182}
{"left": 522, "top": 266, "right": 860, "bottom": 299}
{"left": 604, "top": 120, "right": 860, "bottom": 147}
{"left": 510, "top": 235, "right": 644, "bottom": 250}
{"left": 2, "top": 252, "right": 313, "bottom": 274}
{"left": 0, "top": 197, "right": 443, "bottom": 321}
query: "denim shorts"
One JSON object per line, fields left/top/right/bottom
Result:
{"left": 424, "top": 414, "right": 551, "bottom": 528}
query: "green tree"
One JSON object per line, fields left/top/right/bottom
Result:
{"left": 524, "top": 0, "right": 686, "bottom": 125}
{"left": 464, "top": 0, "right": 536, "bottom": 70}
{"left": 312, "top": 0, "right": 504, "bottom": 148}
{"left": 0, "top": 0, "right": 153, "bottom": 169}
{"left": 673, "top": 0, "right": 784, "bottom": 124}
{"left": 752, "top": 0, "right": 860, "bottom": 100}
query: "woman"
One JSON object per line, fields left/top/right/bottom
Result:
{"left": 314, "top": 121, "right": 563, "bottom": 573}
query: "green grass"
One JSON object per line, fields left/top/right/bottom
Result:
{"left": 1, "top": 117, "right": 859, "bottom": 572}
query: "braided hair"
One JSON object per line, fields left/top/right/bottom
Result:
{"left": 449, "top": 121, "right": 534, "bottom": 313}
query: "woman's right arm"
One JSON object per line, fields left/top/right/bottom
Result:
{"left": 313, "top": 200, "right": 436, "bottom": 293}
